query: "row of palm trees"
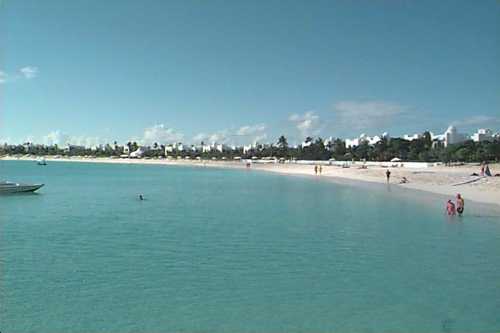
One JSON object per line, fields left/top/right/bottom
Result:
{"left": 2, "top": 133, "right": 499, "bottom": 162}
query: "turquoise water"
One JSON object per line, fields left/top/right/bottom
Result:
{"left": 1, "top": 160, "right": 499, "bottom": 332}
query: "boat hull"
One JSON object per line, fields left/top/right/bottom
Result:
{"left": 0, "top": 183, "right": 44, "bottom": 194}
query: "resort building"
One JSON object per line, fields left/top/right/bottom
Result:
{"left": 64, "top": 144, "right": 86, "bottom": 154}
{"left": 471, "top": 128, "right": 494, "bottom": 142}
{"left": 345, "top": 133, "right": 383, "bottom": 148}
{"left": 216, "top": 144, "right": 230, "bottom": 153}
{"left": 301, "top": 140, "right": 313, "bottom": 148}
{"left": 444, "top": 126, "right": 467, "bottom": 147}
{"left": 403, "top": 133, "right": 421, "bottom": 141}
{"left": 130, "top": 147, "right": 148, "bottom": 158}
{"left": 202, "top": 144, "right": 212, "bottom": 153}
{"left": 243, "top": 144, "right": 253, "bottom": 154}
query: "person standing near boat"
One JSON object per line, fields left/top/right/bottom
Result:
{"left": 456, "top": 194, "right": 465, "bottom": 215}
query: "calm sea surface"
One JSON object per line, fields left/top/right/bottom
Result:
{"left": 1, "top": 160, "right": 499, "bottom": 332}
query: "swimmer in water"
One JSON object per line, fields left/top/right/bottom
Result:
{"left": 139, "top": 194, "right": 144, "bottom": 201}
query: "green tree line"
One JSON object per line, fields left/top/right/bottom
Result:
{"left": 1, "top": 132, "right": 499, "bottom": 162}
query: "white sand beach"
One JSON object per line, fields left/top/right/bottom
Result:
{"left": 2, "top": 155, "right": 500, "bottom": 207}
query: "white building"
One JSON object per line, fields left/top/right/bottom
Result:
{"left": 130, "top": 147, "right": 148, "bottom": 158}
{"left": 403, "top": 133, "right": 421, "bottom": 141}
{"left": 301, "top": 140, "right": 313, "bottom": 148}
{"left": 164, "top": 144, "right": 174, "bottom": 154}
{"left": 202, "top": 144, "right": 212, "bottom": 153}
{"left": 243, "top": 144, "right": 254, "bottom": 154}
{"left": 471, "top": 128, "right": 493, "bottom": 142}
{"left": 345, "top": 133, "right": 382, "bottom": 148}
{"left": 174, "top": 143, "right": 184, "bottom": 152}
{"left": 216, "top": 144, "right": 229, "bottom": 153}
{"left": 367, "top": 135, "right": 382, "bottom": 145}
{"left": 444, "top": 126, "right": 467, "bottom": 147}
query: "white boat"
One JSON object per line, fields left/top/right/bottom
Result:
{"left": 0, "top": 181, "right": 44, "bottom": 194}
{"left": 37, "top": 158, "right": 47, "bottom": 165}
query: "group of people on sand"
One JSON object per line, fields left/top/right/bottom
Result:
{"left": 385, "top": 169, "right": 409, "bottom": 184}
{"left": 314, "top": 165, "right": 323, "bottom": 175}
{"left": 446, "top": 194, "right": 465, "bottom": 216}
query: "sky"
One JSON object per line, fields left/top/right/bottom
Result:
{"left": 0, "top": 0, "right": 499, "bottom": 146}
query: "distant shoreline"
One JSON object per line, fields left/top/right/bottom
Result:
{"left": 2, "top": 155, "right": 500, "bottom": 208}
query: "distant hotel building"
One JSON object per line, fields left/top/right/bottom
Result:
{"left": 342, "top": 126, "right": 497, "bottom": 149}
{"left": 471, "top": 128, "right": 494, "bottom": 142}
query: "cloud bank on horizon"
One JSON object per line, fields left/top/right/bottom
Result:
{"left": 4, "top": 103, "right": 499, "bottom": 147}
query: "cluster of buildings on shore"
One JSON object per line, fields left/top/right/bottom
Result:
{"left": 341, "top": 126, "right": 499, "bottom": 149}
{"left": 3, "top": 126, "right": 499, "bottom": 158}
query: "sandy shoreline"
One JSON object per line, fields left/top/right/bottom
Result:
{"left": 2, "top": 155, "right": 500, "bottom": 207}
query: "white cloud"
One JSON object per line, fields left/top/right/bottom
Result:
{"left": 40, "top": 131, "right": 108, "bottom": 147}
{"left": 289, "top": 111, "right": 320, "bottom": 139}
{"left": 451, "top": 115, "right": 500, "bottom": 127}
{"left": 236, "top": 123, "right": 266, "bottom": 136}
{"left": 193, "top": 123, "right": 268, "bottom": 145}
{"left": 235, "top": 123, "right": 267, "bottom": 143}
{"left": 0, "top": 71, "right": 7, "bottom": 84}
{"left": 43, "top": 130, "right": 69, "bottom": 146}
{"left": 192, "top": 130, "right": 229, "bottom": 144}
{"left": 0, "top": 66, "right": 39, "bottom": 83}
{"left": 19, "top": 66, "right": 38, "bottom": 79}
{"left": 142, "top": 124, "right": 184, "bottom": 145}
{"left": 69, "top": 135, "right": 104, "bottom": 148}
{"left": 333, "top": 101, "right": 409, "bottom": 131}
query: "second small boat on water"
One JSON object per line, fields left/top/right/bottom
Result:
{"left": 0, "top": 181, "right": 44, "bottom": 194}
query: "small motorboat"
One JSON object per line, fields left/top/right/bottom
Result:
{"left": 0, "top": 181, "right": 44, "bottom": 194}
{"left": 37, "top": 158, "right": 47, "bottom": 165}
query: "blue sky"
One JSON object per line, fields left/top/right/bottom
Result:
{"left": 0, "top": 0, "right": 498, "bottom": 146}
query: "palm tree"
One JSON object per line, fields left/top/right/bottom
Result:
{"left": 277, "top": 135, "right": 288, "bottom": 149}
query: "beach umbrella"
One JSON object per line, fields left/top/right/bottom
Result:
{"left": 390, "top": 157, "right": 402, "bottom": 162}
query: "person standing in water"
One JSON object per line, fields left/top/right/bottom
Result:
{"left": 456, "top": 194, "right": 465, "bottom": 215}
{"left": 386, "top": 169, "right": 391, "bottom": 183}
{"left": 446, "top": 200, "right": 456, "bottom": 215}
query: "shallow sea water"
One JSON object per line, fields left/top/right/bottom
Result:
{"left": 1, "top": 160, "right": 499, "bottom": 332}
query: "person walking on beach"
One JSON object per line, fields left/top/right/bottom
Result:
{"left": 314, "top": 165, "right": 318, "bottom": 175}
{"left": 386, "top": 169, "right": 391, "bottom": 183}
{"left": 456, "top": 194, "right": 465, "bottom": 215}
{"left": 319, "top": 165, "right": 323, "bottom": 175}
{"left": 480, "top": 162, "right": 485, "bottom": 176}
